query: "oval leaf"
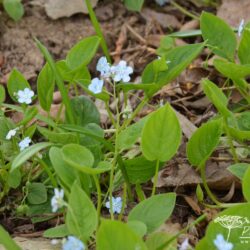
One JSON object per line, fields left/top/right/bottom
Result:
{"left": 128, "top": 193, "right": 176, "bottom": 233}
{"left": 187, "top": 119, "right": 222, "bottom": 167}
{"left": 141, "top": 104, "right": 182, "bottom": 162}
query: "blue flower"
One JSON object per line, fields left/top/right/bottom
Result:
{"left": 18, "top": 137, "right": 31, "bottom": 151}
{"left": 111, "top": 61, "right": 133, "bottom": 83}
{"left": 16, "top": 88, "right": 34, "bottom": 104}
{"left": 105, "top": 196, "right": 122, "bottom": 214}
{"left": 62, "top": 236, "right": 85, "bottom": 250}
{"left": 96, "top": 57, "right": 111, "bottom": 78}
{"left": 88, "top": 78, "right": 104, "bottom": 94}
{"left": 213, "top": 234, "right": 233, "bottom": 250}
{"left": 51, "top": 188, "right": 65, "bottom": 213}
{"left": 155, "top": 0, "right": 171, "bottom": 6}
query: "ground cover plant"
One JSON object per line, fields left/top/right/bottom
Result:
{"left": 0, "top": 0, "right": 250, "bottom": 249}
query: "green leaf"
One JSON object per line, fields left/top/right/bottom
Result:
{"left": 141, "top": 104, "right": 182, "bottom": 162}
{"left": 169, "top": 29, "right": 202, "bottom": 38}
{"left": 238, "top": 29, "right": 250, "bottom": 64}
{"left": 117, "top": 116, "right": 148, "bottom": 151}
{"left": 37, "top": 63, "right": 55, "bottom": 112}
{"left": 0, "top": 225, "right": 21, "bottom": 250}
{"left": 18, "top": 106, "right": 38, "bottom": 126}
{"left": 56, "top": 60, "right": 91, "bottom": 83}
{"left": 7, "top": 68, "right": 31, "bottom": 101}
{"left": 0, "top": 85, "right": 6, "bottom": 103}
{"left": 38, "top": 127, "right": 78, "bottom": 145}
{"left": 96, "top": 220, "right": 147, "bottom": 250}
{"left": 128, "top": 193, "right": 176, "bottom": 233}
{"left": 7, "top": 168, "right": 21, "bottom": 188}
{"left": 11, "top": 142, "right": 53, "bottom": 171}
{"left": 243, "top": 168, "right": 250, "bottom": 202}
{"left": 187, "top": 119, "right": 222, "bottom": 167}
{"left": 146, "top": 232, "right": 177, "bottom": 250}
{"left": 127, "top": 221, "right": 147, "bottom": 237}
{"left": 196, "top": 184, "right": 204, "bottom": 202}
{"left": 0, "top": 117, "right": 15, "bottom": 141}
{"left": 43, "top": 224, "right": 69, "bottom": 238}
{"left": 68, "top": 96, "right": 100, "bottom": 126}
{"left": 27, "top": 182, "right": 47, "bottom": 205}
{"left": 66, "top": 182, "right": 97, "bottom": 241}
{"left": 214, "top": 59, "right": 250, "bottom": 80}
{"left": 62, "top": 144, "right": 110, "bottom": 175}
{"left": 156, "top": 36, "right": 175, "bottom": 56}
{"left": 237, "top": 111, "right": 250, "bottom": 131}
{"left": 66, "top": 36, "right": 100, "bottom": 70}
{"left": 49, "top": 147, "right": 77, "bottom": 189}
{"left": 125, "top": 156, "right": 162, "bottom": 184}
{"left": 142, "top": 43, "right": 203, "bottom": 96}
{"left": 196, "top": 203, "right": 250, "bottom": 250}
{"left": 200, "top": 11, "right": 236, "bottom": 60}
{"left": 3, "top": 0, "right": 24, "bottom": 21}
{"left": 228, "top": 163, "right": 250, "bottom": 180}
{"left": 202, "top": 79, "right": 232, "bottom": 117}
{"left": 123, "top": 0, "right": 144, "bottom": 11}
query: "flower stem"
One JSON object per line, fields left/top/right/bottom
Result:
{"left": 93, "top": 174, "right": 102, "bottom": 223}
{"left": 152, "top": 159, "right": 160, "bottom": 196}
{"left": 85, "top": 0, "right": 111, "bottom": 63}
{"left": 200, "top": 164, "right": 221, "bottom": 206}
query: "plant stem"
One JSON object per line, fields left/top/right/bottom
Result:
{"left": 200, "top": 164, "right": 221, "bottom": 206}
{"left": 171, "top": 1, "right": 200, "bottom": 20}
{"left": 223, "top": 118, "right": 239, "bottom": 163}
{"left": 85, "top": 0, "right": 111, "bottom": 63}
{"left": 118, "top": 183, "right": 127, "bottom": 221}
{"left": 93, "top": 174, "right": 102, "bottom": 223}
{"left": 156, "top": 214, "right": 207, "bottom": 250}
{"left": 152, "top": 160, "right": 160, "bottom": 196}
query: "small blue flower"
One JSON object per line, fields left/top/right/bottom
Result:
{"left": 238, "top": 19, "right": 245, "bottom": 37}
{"left": 62, "top": 236, "right": 85, "bottom": 250}
{"left": 111, "top": 61, "right": 133, "bottom": 83}
{"left": 105, "top": 196, "right": 122, "bottom": 214}
{"left": 213, "top": 234, "right": 233, "bottom": 250}
{"left": 96, "top": 57, "right": 111, "bottom": 78}
{"left": 16, "top": 88, "right": 34, "bottom": 104}
{"left": 18, "top": 137, "right": 31, "bottom": 151}
{"left": 155, "top": 0, "right": 171, "bottom": 6}
{"left": 88, "top": 78, "right": 104, "bottom": 94}
{"left": 51, "top": 188, "right": 65, "bottom": 213}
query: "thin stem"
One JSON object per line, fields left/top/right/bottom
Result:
{"left": 118, "top": 183, "right": 127, "bottom": 221}
{"left": 36, "top": 157, "right": 57, "bottom": 187}
{"left": 156, "top": 214, "right": 207, "bottom": 250}
{"left": 223, "top": 118, "right": 239, "bottom": 163}
{"left": 93, "top": 174, "right": 102, "bottom": 223}
{"left": 85, "top": 0, "right": 111, "bottom": 62}
{"left": 170, "top": 1, "right": 200, "bottom": 20}
{"left": 200, "top": 164, "right": 221, "bottom": 206}
{"left": 152, "top": 160, "right": 160, "bottom": 196}
{"left": 121, "top": 97, "right": 148, "bottom": 130}
{"left": 105, "top": 101, "right": 116, "bottom": 128}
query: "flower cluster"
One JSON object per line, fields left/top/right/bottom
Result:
{"left": 18, "top": 137, "right": 31, "bottom": 151}
{"left": 88, "top": 57, "right": 133, "bottom": 94}
{"left": 213, "top": 234, "right": 233, "bottom": 250}
{"left": 6, "top": 127, "right": 19, "bottom": 140}
{"left": 51, "top": 188, "right": 65, "bottom": 213}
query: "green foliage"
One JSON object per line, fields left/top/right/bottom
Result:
{"left": 66, "top": 36, "right": 100, "bottom": 70}
{"left": 27, "top": 182, "right": 47, "bottom": 205}
{"left": 187, "top": 119, "right": 222, "bottom": 167}
{"left": 0, "top": 85, "right": 6, "bottom": 103}
{"left": 66, "top": 182, "right": 97, "bottom": 241}
{"left": 3, "top": 0, "right": 24, "bottom": 21}
{"left": 96, "top": 220, "right": 147, "bottom": 250}
{"left": 43, "top": 224, "right": 69, "bottom": 238}
{"left": 0, "top": 225, "right": 21, "bottom": 250}
{"left": 238, "top": 29, "right": 250, "bottom": 64}
{"left": 228, "top": 163, "right": 250, "bottom": 180}
{"left": 200, "top": 11, "right": 236, "bottom": 60}
{"left": 141, "top": 104, "right": 181, "bottom": 162}
{"left": 128, "top": 193, "right": 176, "bottom": 233}
{"left": 242, "top": 168, "right": 250, "bottom": 202}
{"left": 123, "top": 0, "right": 144, "bottom": 11}
{"left": 7, "top": 68, "right": 31, "bottom": 101}
{"left": 37, "top": 63, "right": 55, "bottom": 112}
